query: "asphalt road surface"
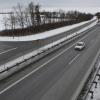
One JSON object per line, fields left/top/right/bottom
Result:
{"left": 0, "top": 20, "right": 95, "bottom": 66}
{"left": 0, "top": 23, "right": 99, "bottom": 100}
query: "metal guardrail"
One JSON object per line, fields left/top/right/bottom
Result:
{"left": 77, "top": 52, "right": 100, "bottom": 100}
{"left": 71, "top": 30, "right": 100, "bottom": 100}
{"left": 0, "top": 20, "right": 97, "bottom": 74}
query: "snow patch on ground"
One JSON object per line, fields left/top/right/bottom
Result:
{"left": 0, "top": 17, "right": 97, "bottom": 42}
{"left": 93, "top": 81, "right": 100, "bottom": 100}
{"left": 0, "top": 18, "right": 97, "bottom": 73}
{"left": 86, "top": 68, "right": 100, "bottom": 100}
{"left": 86, "top": 80, "right": 100, "bottom": 100}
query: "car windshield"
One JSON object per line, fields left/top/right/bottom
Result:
{"left": 77, "top": 43, "right": 83, "bottom": 46}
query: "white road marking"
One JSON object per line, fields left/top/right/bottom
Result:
{"left": 0, "top": 32, "right": 91, "bottom": 95}
{"left": 0, "top": 48, "right": 17, "bottom": 55}
{"left": 69, "top": 54, "right": 80, "bottom": 65}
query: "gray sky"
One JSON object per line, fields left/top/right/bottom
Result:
{"left": 40, "top": 0, "right": 100, "bottom": 7}
{"left": 0, "top": 0, "right": 100, "bottom": 13}
{"left": 0, "top": 0, "right": 100, "bottom": 8}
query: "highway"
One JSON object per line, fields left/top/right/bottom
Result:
{"left": 0, "top": 20, "right": 94, "bottom": 66}
{"left": 0, "top": 22, "right": 99, "bottom": 100}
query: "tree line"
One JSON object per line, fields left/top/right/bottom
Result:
{"left": 1, "top": 1, "right": 93, "bottom": 36}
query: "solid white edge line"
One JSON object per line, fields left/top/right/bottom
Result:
{"left": 0, "top": 31, "right": 92, "bottom": 95}
{"left": 0, "top": 48, "right": 17, "bottom": 55}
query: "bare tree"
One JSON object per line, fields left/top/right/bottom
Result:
{"left": 28, "top": 2, "right": 35, "bottom": 26}
{"left": 3, "top": 16, "right": 9, "bottom": 30}
{"left": 59, "top": 10, "right": 65, "bottom": 22}
{"left": 24, "top": 8, "right": 31, "bottom": 27}
{"left": 14, "top": 3, "right": 25, "bottom": 29}
{"left": 35, "top": 4, "right": 41, "bottom": 25}
{"left": 9, "top": 12, "right": 16, "bottom": 30}
{"left": 41, "top": 10, "right": 46, "bottom": 24}
{"left": 46, "top": 12, "right": 52, "bottom": 24}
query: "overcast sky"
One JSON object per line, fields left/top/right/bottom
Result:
{"left": 0, "top": 0, "right": 100, "bottom": 13}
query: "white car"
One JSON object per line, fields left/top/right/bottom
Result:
{"left": 75, "top": 42, "right": 85, "bottom": 50}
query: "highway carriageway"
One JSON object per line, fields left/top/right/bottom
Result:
{"left": 0, "top": 20, "right": 95, "bottom": 67}
{"left": 0, "top": 23, "right": 99, "bottom": 100}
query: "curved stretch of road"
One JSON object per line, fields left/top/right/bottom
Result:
{"left": 0, "top": 23, "right": 100, "bottom": 100}
{"left": 0, "top": 20, "right": 94, "bottom": 66}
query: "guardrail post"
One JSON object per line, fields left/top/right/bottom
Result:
{"left": 93, "top": 81, "right": 97, "bottom": 88}
{"left": 4, "top": 64, "right": 5, "bottom": 70}
{"left": 96, "top": 73, "right": 100, "bottom": 80}
{"left": 23, "top": 55, "right": 24, "bottom": 61}
{"left": 89, "top": 90, "right": 94, "bottom": 99}
{"left": 52, "top": 40, "right": 53, "bottom": 47}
